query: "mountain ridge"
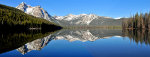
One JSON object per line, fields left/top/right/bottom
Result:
{"left": 54, "top": 14, "right": 122, "bottom": 26}
{"left": 16, "top": 2, "right": 123, "bottom": 27}
{"left": 16, "top": 2, "right": 55, "bottom": 22}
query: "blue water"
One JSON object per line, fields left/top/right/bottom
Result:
{"left": 1, "top": 36, "right": 150, "bottom": 57}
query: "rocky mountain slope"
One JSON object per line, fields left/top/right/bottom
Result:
{"left": 54, "top": 14, "right": 122, "bottom": 26}
{"left": 16, "top": 2, "right": 123, "bottom": 26}
{"left": 16, "top": 2, "right": 55, "bottom": 22}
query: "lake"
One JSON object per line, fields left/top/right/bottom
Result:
{"left": 0, "top": 29, "right": 150, "bottom": 57}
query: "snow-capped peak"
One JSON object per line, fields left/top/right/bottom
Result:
{"left": 80, "top": 14, "right": 87, "bottom": 16}
{"left": 54, "top": 14, "right": 99, "bottom": 25}
{"left": 55, "top": 14, "right": 98, "bottom": 21}
{"left": 21, "top": 2, "right": 26, "bottom": 5}
{"left": 16, "top": 2, "right": 28, "bottom": 11}
{"left": 67, "top": 14, "right": 75, "bottom": 16}
{"left": 114, "top": 17, "right": 122, "bottom": 19}
{"left": 16, "top": 2, "right": 55, "bottom": 22}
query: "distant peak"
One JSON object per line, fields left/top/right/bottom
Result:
{"left": 21, "top": 2, "right": 25, "bottom": 4}
{"left": 67, "top": 14, "right": 75, "bottom": 16}
{"left": 16, "top": 2, "right": 28, "bottom": 11}
{"left": 21, "top": 2, "right": 26, "bottom": 5}
{"left": 80, "top": 14, "right": 87, "bottom": 15}
{"left": 114, "top": 17, "right": 122, "bottom": 19}
{"left": 18, "top": 2, "right": 28, "bottom": 7}
{"left": 35, "top": 6, "right": 41, "bottom": 8}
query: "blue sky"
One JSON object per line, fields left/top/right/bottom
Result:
{"left": 0, "top": 0, "right": 150, "bottom": 18}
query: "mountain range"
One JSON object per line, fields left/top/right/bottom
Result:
{"left": 54, "top": 14, "right": 122, "bottom": 26}
{"left": 16, "top": 2, "right": 123, "bottom": 27}
{"left": 16, "top": 2, "right": 56, "bottom": 22}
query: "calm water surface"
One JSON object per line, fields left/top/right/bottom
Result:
{"left": 0, "top": 29, "right": 150, "bottom": 57}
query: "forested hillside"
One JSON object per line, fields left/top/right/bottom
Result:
{"left": 122, "top": 12, "right": 150, "bottom": 29}
{"left": 0, "top": 4, "right": 61, "bottom": 30}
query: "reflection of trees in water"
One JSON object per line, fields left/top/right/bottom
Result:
{"left": 0, "top": 30, "right": 57, "bottom": 54}
{"left": 122, "top": 29, "right": 150, "bottom": 45}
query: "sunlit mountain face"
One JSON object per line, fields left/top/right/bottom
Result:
{"left": 16, "top": 2, "right": 57, "bottom": 23}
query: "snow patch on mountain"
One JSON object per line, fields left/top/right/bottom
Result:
{"left": 16, "top": 2, "right": 54, "bottom": 21}
{"left": 55, "top": 14, "right": 101, "bottom": 25}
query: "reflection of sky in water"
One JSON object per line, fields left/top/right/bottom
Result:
{"left": 1, "top": 36, "right": 150, "bottom": 57}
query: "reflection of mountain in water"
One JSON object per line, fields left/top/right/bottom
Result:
{"left": 54, "top": 30, "right": 99, "bottom": 42}
{"left": 54, "top": 29, "right": 122, "bottom": 42}
{"left": 17, "top": 29, "right": 122, "bottom": 54}
{"left": 0, "top": 30, "right": 59, "bottom": 54}
{"left": 17, "top": 34, "right": 54, "bottom": 55}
